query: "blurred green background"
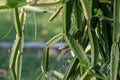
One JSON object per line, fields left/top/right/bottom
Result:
{"left": 0, "top": 9, "right": 62, "bottom": 42}
{"left": 0, "top": 4, "right": 69, "bottom": 80}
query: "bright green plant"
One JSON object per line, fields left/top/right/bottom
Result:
{"left": 40, "top": 0, "right": 120, "bottom": 80}
{"left": 0, "top": 0, "right": 120, "bottom": 80}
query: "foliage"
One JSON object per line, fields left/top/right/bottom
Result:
{"left": 0, "top": 0, "right": 120, "bottom": 80}
{"left": 0, "top": 11, "right": 62, "bottom": 42}
{"left": 0, "top": 52, "right": 64, "bottom": 80}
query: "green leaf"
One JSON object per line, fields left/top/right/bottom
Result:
{"left": 53, "top": 70, "right": 64, "bottom": 79}
{"left": 59, "top": 44, "right": 69, "bottom": 50}
{"left": 19, "top": 9, "right": 26, "bottom": 28}
{"left": 101, "top": 20, "right": 110, "bottom": 61}
{"left": 42, "top": 48, "right": 49, "bottom": 72}
{"left": 9, "top": 38, "right": 21, "bottom": 69}
{"left": 110, "top": 43, "right": 119, "bottom": 80}
{"left": 73, "top": 0, "right": 82, "bottom": 30}
{"left": 49, "top": 6, "right": 62, "bottom": 21}
{"left": 13, "top": 8, "right": 22, "bottom": 37}
{"left": 113, "top": 0, "right": 120, "bottom": 42}
{"left": 100, "top": 62, "right": 109, "bottom": 73}
{"left": 63, "top": 57, "right": 79, "bottom": 80}
{"left": 46, "top": 33, "right": 63, "bottom": 48}
{"left": 65, "top": 35, "right": 90, "bottom": 68}
{"left": 80, "top": 66, "right": 92, "bottom": 80}
{"left": 88, "top": 28, "right": 99, "bottom": 66}
{"left": 90, "top": 71, "right": 107, "bottom": 80}
{"left": 80, "top": 0, "right": 91, "bottom": 20}
{"left": 62, "top": 0, "right": 74, "bottom": 35}
{"left": 36, "top": 72, "right": 46, "bottom": 80}
{"left": 15, "top": 53, "right": 22, "bottom": 80}
{"left": 8, "top": 69, "right": 16, "bottom": 80}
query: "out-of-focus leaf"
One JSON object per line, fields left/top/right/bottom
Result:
{"left": 8, "top": 69, "right": 16, "bottom": 80}
{"left": 53, "top": 70, "right": 64, "bottom": 79}
{"left": 36, "top": 72, "right": 46, "bottom": 80}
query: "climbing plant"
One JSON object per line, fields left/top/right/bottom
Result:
{"left": 0, "top": 0, "right": 120, "bottom": 80}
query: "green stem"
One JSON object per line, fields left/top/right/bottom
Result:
{"left": 13, "top": 8, "right": 22, "bottom": 37}
{"left": 113, "top": 0, "right": 120, "bottom": 42}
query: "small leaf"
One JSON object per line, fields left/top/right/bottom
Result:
{"left": 100, "top": 62, "right": 109, "bottom": 73}
{"left": 42, "top": 48, "right": 49, "bottom": 72}
{"left": 53, "top": 70, "right": 64, "bottom": 79}
{"left": 59, "top": 44, "right": 69, "bottom": 50}
{"left": 80, "top": 66, "right": 92, "bottom": 80}
{"left": 36, "top": 72, "right": 46, "bottom": 80}
{"left": 63, "top": 57, "right": 79, "bottom": 80}
{"left": 46, "top": 33, "right": 63, "bottom": 48}
{"left": 49, "top": 6, "right": 62, "bottom": 21}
